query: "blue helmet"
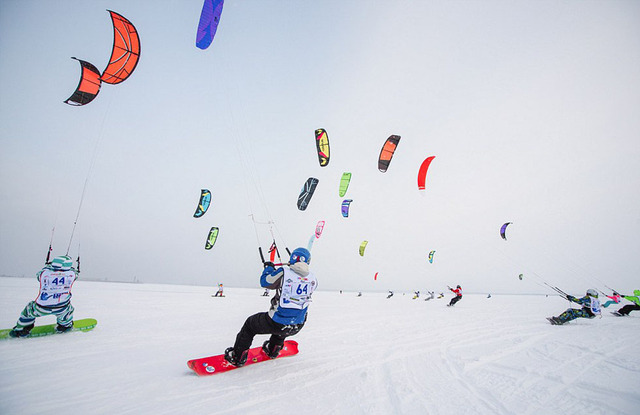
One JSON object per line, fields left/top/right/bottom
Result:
{"left": 290, "top": 247, "right": 311, "bottom": 265}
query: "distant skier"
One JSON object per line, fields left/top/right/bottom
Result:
{"left": 447, "top": 285, "right": 462, "bottom": 307}
{"left": 611, "top": 290, "right": 640, "bottom": 316}
{"left": 387, "top": 291, "right": 394, "bottom": 299}
{"left": 424, "top": 291, "right": 435, "bottom": 301}
{"left": 547, "top": 289, "right": 601, "bottom": 325}
{"left": 487, "top": 293, "right": 492, "bottom": 299}
{"left": 9, "top": 255, "right": 79, "bottom": 338}
{"left": 262, "top": 288, "right": 270, "bottom": 297}
{"left": 601, "top": 291, "right": 621, "bottom": 308}
{"left": 357, "top": 292, "right": 362, "bottom": 297}
{"left": 437, "top": 292, "right": 444, "bottom": 299}
{"left": 224, "top": 247, "right": 317, "bottom": 367}
{"left": 412, "top": 291, "right": 420, "bottom": 300}
{"left": 213, "top": 283, "right": 224, "bottom": 297}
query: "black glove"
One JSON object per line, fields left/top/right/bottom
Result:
{"left": 566, "top": 295, "right": 575, "bottom": 302}
{"left": 263, "top": 261, "right": 275, "bottom": 269}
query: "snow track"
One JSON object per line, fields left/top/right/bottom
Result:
{"left": 1, "top": 278, "right": 638, "bottom": 415}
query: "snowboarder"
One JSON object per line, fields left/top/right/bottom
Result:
{"left": 224, "top": 247, "right": 318, "bottom": 367}
{"left": 547, "top": 289, "right": 601, "bottom": 325}
{"left": 262, "top": 288, "right": 270, "bottom": 296}
{"left": 447, "top": 285, "right": 462, "bottom": 306}
{"left": 601, "top": 291, "right": 621, "bottom": 308}
{"left": 424, "top": 291, "right": 435, "bottom": 301}
{"left": 437, "top": 292, "right": 444, "bottom": 299}
{"left": 387, "top": 291, "right": 394, "bottom": 299}
{"left": 612, "top": 289, "right": 640, "bottom": 316}
{"left": 9, "top": 255, "right": 79, "bottom": 338}
{"left": 213, "top": 283, "right": 224, "bottom": 297}
{"left": 357, "top": 292, "right": 362, "bottom": 297}
{"left": 412, "top": 291, "right": 420, "bottom": 299}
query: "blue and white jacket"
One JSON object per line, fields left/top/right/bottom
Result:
{"left": 261, "top": 262, "right": 318, "bottom": 326}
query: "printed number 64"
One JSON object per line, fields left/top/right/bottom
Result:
{"left": 296, "top": 284, "right": 308, "bottom": 295}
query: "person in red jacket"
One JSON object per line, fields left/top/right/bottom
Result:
{"left": 447, "top": 285, "right": 462, "bottom": 307}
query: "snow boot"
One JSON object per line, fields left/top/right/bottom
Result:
{"left": 224, "top": 347, "right": 248, "bottom": 367}
{"left": 8, "top": 323, "right": 34, "bottom": 338}
{"left": 262, "top": 340, "right": 283, "bottom": 359}
{"left": 56, "top": 323, "right": 73, "bottom": 333}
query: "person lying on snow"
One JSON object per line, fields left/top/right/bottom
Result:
{"left": 547, "top": 289, "right": 601, "bottom": 325}
{"left": 224, "top": 247, "right": 318, "bottom": 367}
{"left": 612, "top": 290, "right": 640, "bottom": 316}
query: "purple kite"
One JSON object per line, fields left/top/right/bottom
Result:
{"left": 196, "top": 0, "right": 224, "bottom": 50}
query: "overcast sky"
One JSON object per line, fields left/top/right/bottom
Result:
{"left": 1, "top": 0, "right": 639, "bottom": 294}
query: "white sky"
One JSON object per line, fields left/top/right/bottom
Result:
{"left": 1, "top": 0, "right": 639, "bottom": 294}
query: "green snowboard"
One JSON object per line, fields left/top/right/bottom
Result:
{"left": 0, "top": 318, "right": 97, "bottom": 340}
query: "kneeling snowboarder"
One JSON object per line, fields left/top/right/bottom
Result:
{"left": 224, "top": 247, "right": 317, "bottom": 367}
{"left": 547, "top": 289, "right": 601, "bottom": 325}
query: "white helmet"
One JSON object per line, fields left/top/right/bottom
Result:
{"left": 586, "top": 289, "right": 598, "bottom": 298}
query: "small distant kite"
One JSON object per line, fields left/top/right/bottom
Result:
{"left": 500, "top": 222, "right": 513, "bottom": 240}
{"left": 428, "top": 250, "right": 435, "bottom": 264}
{"left": 518, "top": 273, "right": 523, "bottom": 281}
{"left": 339, "top": 173, "right": 351, "bottom": 197}
{"left": 196, "top": 0, "right": 224, "bottom": 50}
{"left": 359, "top": 240, "right": 368, "bottom": 257}
{"left": 315, "top": 221, "right": 325, "bottom": 238}
{"left": 378, "top": 135, "right": 401, "bottom": 173}
{"left": 341, "top": 199, "right": 353, "bottom": 218}
{"left": 205, "top": 227, "right": 219, "bottom": 249}
{"left": 297, "top": 177, "right": 319, "bottom": 211}
{"left": 417, "top": 156, "right": 436, "bottom": 190}
{"left": 374, "top": 272, "right": 378, "bottom": 281}
{"left": 193, "top": 189, "right": 211, "bottom": 218}
{"left": 315, "top": 128, "right": 330, "bottom": 167}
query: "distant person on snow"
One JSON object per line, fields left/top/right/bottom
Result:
{"left": 387, "top": 291, "right": 394, "bottom": 299}
{"left": 601, "top": 291, "right": 622, "bottom": 308}
{"left": 612, "top": 290, "right": 640, "bottom": 316}
{"left": 437, "top": 292, "right": 444, "bottom": 299}
{"left": 262, "top": 288, "right": 270, "bottom": 297}
{"left": 9, "top": 255, "right": 79, "bottom": 338}
{"left": 224, "top": 247, "right": 318, "bottom": 367}
{"left": 547, "top": 289, "right": 601, "bottom": 325}
{"left": 447, "top": 285, "right": 462, "bottom": 307}
{"left": 424, "top": 291, "right": 435, "bottom": 301}
{"left": 412, "top": 291, "right": 420, "bottom": 299}
{"left": 214, "top": 283, "right": 224, "bottom": 297}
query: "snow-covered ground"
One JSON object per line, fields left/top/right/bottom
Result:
{"left": 1, "top": 276, "right": 638, "bottom": 415}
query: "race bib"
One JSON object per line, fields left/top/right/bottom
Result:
{"left": 37, "top": 269, "right": 77, "bottom": 306}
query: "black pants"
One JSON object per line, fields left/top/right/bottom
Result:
{"left": 449, "top": 295, "right": 462, "bottom": 306}
{"left": 618, "top": 304, "right": 640, "bottom": 315}
{"left": 233, "top": 312, "right": 304, "bottom": 353}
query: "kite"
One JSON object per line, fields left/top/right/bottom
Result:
{"left": 359, "top": 240, "right": 368, "bottom": 257}
{"left": 518, "top": 274, "right": 523, "bottom": 281}
{"left": 374, "top": 272, "right": 378, "bottom": 281}
{"left": 315, "top": 128, "right": 330, "bottom": 167}
{"left": 418, "top": 156, "right": 436, "bottom": 190}
{"left": 101, "top": 10, "right": 141, "bottom": 85}
{"left": 341, "top": 199, "right": 353, "bottom": 218}
{"left": 428, "top": 250, "right": 435, "bottom": 264}
{"left": 315, "top": 221, "right": 325, "bottom": 238}
{"left": 193, "top": 189, "right": 211, "bottom": 218}
{"left": 64, "top": 58, "right": 102, "bottom": 106}
{"left": 339, "top": 173, "right": 351, "bottom": 197}
{"left": 378, "top": 135, "right": 401, "bottom": 172}
{"left": 196, "top": 0, "right": 224, "bottom": 50}
{"left": 205, "top": 227, "right": 219, "bottom": 250}
{"left": 500, "top": 222, "right": 512, "bottom": 240}
{"left": 297, "top": 177, "right": 319, "bottom": 211}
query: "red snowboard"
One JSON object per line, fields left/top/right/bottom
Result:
{"left": 187, "top": 340, "right": 299, "bottom": 376}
